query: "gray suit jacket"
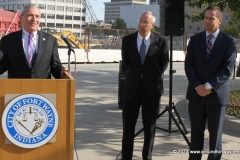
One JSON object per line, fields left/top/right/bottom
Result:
{"left": 0, "top": 30, "right": 63, "bottom": 78}
{"left": 185, "top": 31, "right": 237, "bottom": 106}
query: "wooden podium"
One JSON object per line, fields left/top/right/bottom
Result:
{"left": 0, "top": 72, "right": 75, "bottom": 160}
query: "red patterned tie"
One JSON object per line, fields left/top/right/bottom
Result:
{"left": 206, "top": 35, "right": 213, "bottom": 58}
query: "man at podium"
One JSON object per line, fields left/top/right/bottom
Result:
{"left": 0, "top": 4, "right": 65, "bottom": 79}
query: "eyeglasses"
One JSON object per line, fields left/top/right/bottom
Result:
{"left": 138, "top": 19, "right": 152, "bottom": 25}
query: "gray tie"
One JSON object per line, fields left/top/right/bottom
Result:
{"left": 139, "top": 38, "right": 146, "bottom": 64}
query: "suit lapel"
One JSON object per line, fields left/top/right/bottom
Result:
{"left": 15, "top": 30, "right": 29, "bottom": 65}
{"left": 133, "top": 32, "right": 142, "bottom": 64}
{"left": 199, "top": 32, "right": 207, "bottom": 62}
{"left": 33, "top": 31, "right": 46, "bottom": 68}
{"left": 146, "top": 33, "right": 155, "bottom": 58}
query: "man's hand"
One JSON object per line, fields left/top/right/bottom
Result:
{"left": 61, "top": 68, "right": 68, "bottom": 79}
{"left": 195, "top": 84, "right": 212, "bottom": 97}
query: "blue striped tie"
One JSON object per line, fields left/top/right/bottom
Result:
{"left": 206, "top": 35, "right": 213, "bottom": 59}
{"left": 139, "top": 38, "right": 146, "bottom": 64}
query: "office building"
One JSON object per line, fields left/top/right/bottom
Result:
{"left": 0, "top": 0, "right": 86, "bottom": 37}
{"left": 149, "top": 0, "right": 159, "bottom": 4}
{"left": 104, "top": 0, "right": 147, "bottom": 24}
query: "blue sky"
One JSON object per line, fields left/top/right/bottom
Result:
{"left": 88, "top": 0, "right": 150, "bottom": 21}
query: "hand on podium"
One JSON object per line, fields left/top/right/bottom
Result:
{"left": 61, "top": 68, "right": 69, "bottom": 79}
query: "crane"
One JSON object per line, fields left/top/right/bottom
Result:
{"left": 82, "top": 0, "right": 112, "bottom": 48}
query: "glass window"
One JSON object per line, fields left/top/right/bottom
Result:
{"left": 38, "top": 4, "right": 46, "bottom": 9}
{"left": 47, "top": 14, "right": 55, "bottom": 19}
{"left": 56, "top": 15, "right": 64, "bottom": 19}
{"left": 18, "top": 4, "right": 22, "bottom": 9}
{"left": 48, "top": 5, "right": 55, "bottom": 10}
{"left": 41, "top": 13, "right": 46, "bottom": 18}
{"left": 74, "top": 7, "right": 81, "bottom": 12}
{"left": 47, "top": 23, "right": 54, "bottom": 27}
{"left": 8, "top": 5, "right": 12, "bottom": 10}
{"left": 40, "top": 22, "right": 45, "bottom": 27}
{"left": 57, "top": 6, "right": 64, "bottom": 11}
{"left": 82, "top": 8, "right": 86, "bottom": 13}
{"left": 65, "top": 24, "right": 72, "bottom": 27}
{"left": 66, "top": 7, "right": 73, "bottom": 11}
{"left": 56, "top": 23, "right": 63, "bottom": 27}
{"left": 74, "top": 0, "right": 81, "bottom": 4}
{"left": 73, "top": 24, "right": 80, "bottom": 28}
{"left": 65, "top": 15, "right": 72, "bottom": 20}
{"left": 74, "top": 16, "right": 80, "bottom": 20}
{"left": 74, "top": 33, "right": 80, "bottom": 37}
{"left": 66, "top": 0, "right": 72, "bottom": 3}
{"left": 13, "top": 4, "right": 17, "bottom": 10}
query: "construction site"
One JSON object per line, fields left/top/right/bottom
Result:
{"left": 0, "top": 0, "right": 190, "bottom": 52}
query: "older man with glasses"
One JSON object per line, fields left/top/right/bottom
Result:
{"left": 120, "top": 11, "right": 169, "bottom": 160}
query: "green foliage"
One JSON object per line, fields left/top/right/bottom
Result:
{"left": 151, "top": 26, "right": 160, "bottom": 33}
{"left": 227, "top": 90, "right": 240, "bottom": 119}
{"left": 111, "top": 18, "right": 127, "bottom": 30}
{"left": 88, "top": 24, "right": 97, "bottom": 28}
{"left": 221, "top": 25, "right": 239, "bottom": 37}
{"left": 185, "top": 0, "right": 240, "bottom": 35}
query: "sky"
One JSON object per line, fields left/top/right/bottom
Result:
{"left": 88, "top": 0, "right": 150, "bottom": 21}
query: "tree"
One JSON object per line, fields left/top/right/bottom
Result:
{"left": 221, "top": 25, "right": 239, "bottom": 37}
{"left": 111, "top": 18, "right": 127, "bottom": 30}
{"left": 185, "top": 0, "right": 240, "bottom": 35}
{"left": 151, "top": 26, "right": 160, "bottom": 33}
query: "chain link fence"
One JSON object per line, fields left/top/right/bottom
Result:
{"left": 39, "top": 26, "right": 188, "bottom": 50}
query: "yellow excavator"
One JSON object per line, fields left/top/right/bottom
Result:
{"left": 41, "top": 28, "right": 85, "bottom": 49}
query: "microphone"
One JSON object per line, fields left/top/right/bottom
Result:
{"left": 60, "top": 34, "right": 75, "bottom": 53}
{"left": 0, "top": 50, "right": 3, "bottom": 60}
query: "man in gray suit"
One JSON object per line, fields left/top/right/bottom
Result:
{"left": 121, "top": 11, "right": 169, "bottom": 160}
{"left": 0, "top": 4, "right": 65, "bottom": 78}
{"left": 185, "top": 6, "right": 237, "bottom": 160}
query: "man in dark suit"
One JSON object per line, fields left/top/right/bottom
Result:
{"left": 185, "top": 6, "right": 237, "bottom": 160}
{"left": 0, "top": 4, "right": 65, "bottom": 78}
{"left": 121, "top": 11, "right": 169, "bottom": 160}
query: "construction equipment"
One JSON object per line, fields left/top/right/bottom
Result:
{"left": 83, "top": 0, "right": 113, "bottom": 48}
{"left": 42, "top": 28, "right": 85, "bottom": 49}
{"left": 0, "top": 9, "right": 20, "bottom": 38}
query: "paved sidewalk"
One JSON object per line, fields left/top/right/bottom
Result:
{"left": 73, "top": 63, "right": 240, "bottom": 160}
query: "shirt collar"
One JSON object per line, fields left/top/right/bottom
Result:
{"left": 22, "top": 29, "right": 38, "bottom": 40}
{"left": 206, "top": 29, "right": 220, "bottom": 39}
{"left": 138, "top": 32, "right": 151, "bottom": 41}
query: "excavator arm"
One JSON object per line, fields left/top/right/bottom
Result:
{"left": 51, "top": 30, "right": 85, "bottom": 49}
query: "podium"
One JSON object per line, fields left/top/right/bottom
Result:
{"left": 0, "top": 72, "right": 75, "bottom": 160}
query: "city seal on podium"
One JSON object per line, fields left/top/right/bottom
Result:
{"left": 2, "top": 94, "right": 59, "bottom": 148}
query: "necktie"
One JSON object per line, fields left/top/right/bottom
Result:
{"left": 139, "top": 38, "right": 146, "bottom": 64}
{"left": 28, "top": 33, "right": 34, "bottom": 66}
{"left": 206, "top": 35, "right": 213, "bottom": 58}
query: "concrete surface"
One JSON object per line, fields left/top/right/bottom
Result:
{"left": 72, "top": 63, "right": 240, "bottom": 160}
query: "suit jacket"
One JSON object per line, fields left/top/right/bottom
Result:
{"left": 185, "top": 31, "right": 237, "bottom": 106}
{"left": 121, "top": 31, "right": 169, "bottom": 102}
{"left": 0, "top": 30, "right": 63, "bottom": 78}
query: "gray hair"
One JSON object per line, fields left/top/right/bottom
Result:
{"left": 20, "top": 4, "right": 40, "bottom": 17}
{"left": 144, "top": 11, "right": 156, "bottom": 24}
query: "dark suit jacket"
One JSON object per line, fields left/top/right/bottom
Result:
{"left": 185, "top": 31, "right": 237, "bottom": 106}
{"left": 0, "top": 30, "right": 63, "bottom": 78}
{"left": 121, "top": 31, "right": 169, "bottom": 102}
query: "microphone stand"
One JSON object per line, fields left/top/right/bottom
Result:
{"left": 67, "top": 48, "right": 75, "bottom": 73}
